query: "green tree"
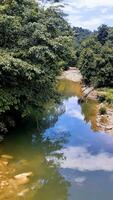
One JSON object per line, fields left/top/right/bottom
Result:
{"left": 97, "top": 24, "right": 108, "bottom": 45}
{"left": 0, "top": 0, "right": 76, "bottom": 133}
{"left": 78, "top": 26, "right": 113, "bottom": 87}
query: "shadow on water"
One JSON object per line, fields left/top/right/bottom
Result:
{"left": 1, "top": 79, "right": 113, "bottom": 200}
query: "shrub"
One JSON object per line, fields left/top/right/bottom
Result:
{"left": 97, "top": 95, "right": 106, "bottom": 103}
{"left": 99, "top": 107, "right": 107, "bottom": 115}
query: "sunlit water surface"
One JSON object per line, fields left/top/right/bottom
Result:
{"left": 1, "top": 79, "right": 113, "bottom": 200}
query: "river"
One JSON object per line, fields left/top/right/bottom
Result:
{"left": 0, "top": 79, "right": 113, "bottom": 200}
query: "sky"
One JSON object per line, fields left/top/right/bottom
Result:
{"left": 43, "top": 0, "right": 113, "bottom": 31}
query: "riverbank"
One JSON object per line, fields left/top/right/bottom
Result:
{"left": 60, "top": 67, "right": 113, "bottom": 135}
{"left": 58, "top": 67, "right": 82, "bottom": 82}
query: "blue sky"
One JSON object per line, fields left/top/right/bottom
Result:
{"left": 43, "top": 0, "right": 113, "bottom": 30}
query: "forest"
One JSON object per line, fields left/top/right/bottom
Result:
{"left": 0, "top": 0, "right": 113, "bottom": 134}
{"left": 0, "top": 0, "right": 76, "bottom": 133}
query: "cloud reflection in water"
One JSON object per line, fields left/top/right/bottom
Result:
{"left": 47, "top": 146, "right": 113, "bottom": 172}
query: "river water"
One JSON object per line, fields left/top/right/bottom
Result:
{"left": 1, "top": 79, "right": 113, "bottom": 200}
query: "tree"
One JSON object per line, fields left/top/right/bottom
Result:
{"left": 78, "top": 25, "right": 113, "bottom": 87}
{"left": 0, "top": 0, "right": 76, "bottom": 133}
{"left": 73, "top": 27, "right": 92, "bottom": 45}
{"left": 97, "top": 24, "right": 108, "bottom": 45}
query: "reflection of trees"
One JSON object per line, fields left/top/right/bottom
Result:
{"left": 41, "top": 102, "right": 65, "bottom": 130}
{"left": 2, "top": 102, "right": 70, "bottom": 200}
{"left": 80, "top": 99, "right": 98, "bottom": 131}
{"left": 35, "top": 102, "right": 65, "bottom": 134}
{"left": 31, "top": 154, "right": 70, "bottom": 200}
{"left": 58, "top": 79, "right": 82, "bottom": 99}
{"left": 2, "top": 78, "right": 101, "bottom": 199}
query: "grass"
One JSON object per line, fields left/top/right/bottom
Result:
{"left": 98, "top": 88, "right": 113, "bottom": 103}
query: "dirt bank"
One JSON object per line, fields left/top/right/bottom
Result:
{"left": 96, "top": 105, "right": 113, "bottom": 135}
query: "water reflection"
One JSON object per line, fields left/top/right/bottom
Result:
{"left": 58, "top": 79, "right": 98, "bottom": 131}
{"left": 0, "top": 122, "right": 70, "bottom": 200}
{"left": 47, "top": 146, "right": 113, "bottom": 172}
{"left": 1, "top": 79, "right": 113, "bottom": 200}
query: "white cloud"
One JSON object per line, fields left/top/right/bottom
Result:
{"left": 58, "top": 1, "right": 113, "bottom": 30}
{"left": 47, "top": 146, "right": 113, "bottom": 172}
{"left": 64, "top": 97, "right": 84, "bottom": 120}
{"left": 67, "top": 12, "right": 113, "bottom": 30}
{"left": 101, "top": 8, "right": 108, "bottom": 14}
{"left": 69, "top": 17, "right": 103, "bottom": 30}
{"left": 39, "top": 0, "right": 113, "bottom": 30}
{"left": 105, "top": 14, "right": 113, "bottom": 20}
{"left": 65, "top": 0, "right": 113, "bottom": 9}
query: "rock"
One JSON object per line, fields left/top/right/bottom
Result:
{"left": 15, "top": 176, "right": 29, "bottom": 185}
{"left": 14, "top": 172, "right": 33, "bottom": 185}
{"left": 0, "top": 180, "right": 9, "bottom": 189}
{"left": 14, "top": 172, "right": 33, "bottom": 179}
{"left": 106, "top": 126, "right": 113, "bottom": 130}
{"left": 1, "top": 155, "right": 13, "bottom": 160}
{"left": 2, "top": 161, "right": 8, "bottom": 166}
{"left": 17, "top": 188, "right": 29, "bottom": 197}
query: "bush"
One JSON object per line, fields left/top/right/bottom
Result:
{"left": 97, "top": 95, "right": 106, "bottom": 102}
{"left": 106, "top": 98, "right": 113, "bottom": 104}
{"left": 99, "top": 107, "right": 107, "bottom": 115}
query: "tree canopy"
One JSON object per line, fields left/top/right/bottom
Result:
{"left": 0, "top": 0, "right": 76, "bottom": 133}
{"left": 78, "top": 25, "right": 113, "bottom": 87}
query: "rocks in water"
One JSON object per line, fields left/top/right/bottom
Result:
{"left": 2, "top": 161, "right": 8, "bottom": 166}
{"left": 17, "top": 188, "right": 29, "bottom": 197}
{"left": 106, "top": 126, "right": 113, "bottom": 130}
{"left": 1, "top": 154, "right": 13, "bottom": 160}
{"left": 0, "top": 160, "right": 9, "bottom": 169}
{"left": 0, "top": 180, "right": 9, "bottom": 189}
{"left": 14, "top": 172, "right": 33, "bottom": 179}
{"left": 0, "top": 155, "right": 33, "bottom": 198}
{"left": 14, "top": 172, "right": 33, "bottom": 185}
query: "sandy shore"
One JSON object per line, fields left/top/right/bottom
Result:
{"left": 58, "top": 67, "right": 82, "bottom": 82}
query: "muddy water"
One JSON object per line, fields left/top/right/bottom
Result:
{"left": 0, "top": 79, "right": 113, "bottom": 200}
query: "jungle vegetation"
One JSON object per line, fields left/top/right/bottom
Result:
{"left": 78, "top": 24, "right": 113, "bottom": 88}
{"left": 0, "top": 0, "right": 76, "bottom": 133}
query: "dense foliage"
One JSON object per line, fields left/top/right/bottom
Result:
{"left": 73, "top": 27, "right": 92, "bottom": 45}
{"left": 0, "top": 0, "right": 76, "bottom": 133}
{"left": 78, "top": 25, "right": 113, "bottom": 87}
